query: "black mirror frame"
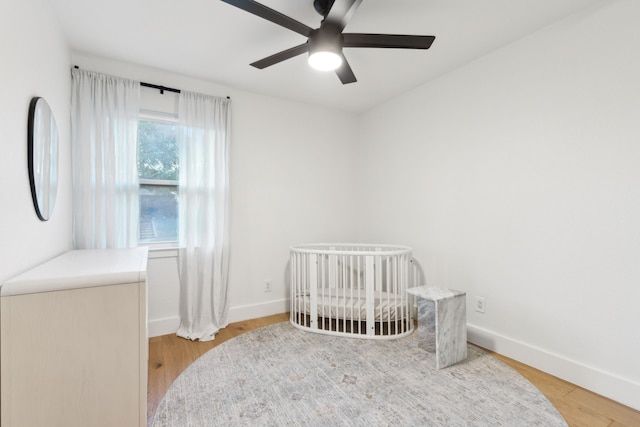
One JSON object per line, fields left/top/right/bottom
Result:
{"left": 28, "top": 96, "right": 59, "bottom": 221}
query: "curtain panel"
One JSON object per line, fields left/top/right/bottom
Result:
{"left": 177, "top": 91, "right": 231, "bottom": 341}
{"left": 70, "top": 68, "right": 140, "bottom": 249}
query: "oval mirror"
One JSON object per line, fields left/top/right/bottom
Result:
{"left": 28, "top": 97, "right": 59, "bottom": 221}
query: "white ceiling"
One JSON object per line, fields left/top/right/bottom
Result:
{"left": 49, "top": 0, "right": 602, "bottom": 113}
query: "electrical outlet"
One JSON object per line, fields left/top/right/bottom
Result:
{"left": 475, "top": 296, "right": 486, "bottom": 313}
{"left": 264, "top": 280, "right": 272, "bottom": 292}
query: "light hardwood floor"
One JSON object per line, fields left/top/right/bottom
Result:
{"left": 148, "top": 314, "right": 640, "bottom": 427}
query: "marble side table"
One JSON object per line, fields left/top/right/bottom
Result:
{"left": 406, "top": 286, "right": 467, "bottom": 369}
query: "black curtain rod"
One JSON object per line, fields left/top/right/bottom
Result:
{"left": 141, "top": 82, "right": 180, "bottom": 94}
{"left": 73, "top": 65, "right": 230, "bottom": 99}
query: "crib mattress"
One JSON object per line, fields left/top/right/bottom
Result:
{"left": 294, "top": 288, "right": 407, "bottom": 322}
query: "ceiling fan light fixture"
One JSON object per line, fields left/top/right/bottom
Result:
{"left": 221, "top": 0, "right": 435, "bottom": 84}
{"left": 308, "top": 50, "right": 342, "bottom": 71}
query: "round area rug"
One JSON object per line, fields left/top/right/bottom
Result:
{"left": 153, "top": 322, "right": 567, "bottom": 426}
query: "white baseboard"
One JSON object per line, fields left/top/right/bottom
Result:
{"left": 148, "top": 316, "right": 181, "bottom": 338}
{"left": 147, "top": 299, "right": 289, "bottom": 338}
{"left": 227, "top": 298, "right": 289, "bottom": 324}
{"left": 467, "top": 323, "right": 640, "bottom": 411}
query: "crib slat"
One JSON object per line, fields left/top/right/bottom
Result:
{"left": 366, "top": 256, "right": 375, "bottom": 336}
{"left": 357, "top": 254, "right": 362, "bottom": 334}
{"left": 341, "top": 254, "right": 346, "bottom": 334}
{"left": 349, "top": 255, "right": 354, "bottom": 334}
{"left": 309, "top": 253, "right": 318, "bottom": 330}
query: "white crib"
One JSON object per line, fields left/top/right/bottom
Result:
{"left": 290, "top": 244, "right": 414, "bottom": 339}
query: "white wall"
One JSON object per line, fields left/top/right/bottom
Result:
{"left": 357, "top": 0, "right": 640, "bottom": 410}
{"left": 71, "top": 54, "right": 359, "bottom": 336}
{"left": 0, "top": 0, "right": 72, "bottom": 283}
{"left": 229, "top": 92, "right": 359, "bottom": 317}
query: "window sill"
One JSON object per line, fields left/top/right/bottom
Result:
{"left": 139, "top": 242, "right": 179, "bottom": 259}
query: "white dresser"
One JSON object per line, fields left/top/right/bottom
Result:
{"left": 0, "top": 248, "right": 149, "bottom": 427}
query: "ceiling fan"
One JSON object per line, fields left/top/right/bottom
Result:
{"left": 220, "top": 0, "right": 436, "bottom": 84}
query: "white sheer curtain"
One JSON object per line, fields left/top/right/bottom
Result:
{"left": 71, "top": 68, "right": 140, "bottom": 249}
{"left": 177, "top": 91, "right": 231, "bottom": 341}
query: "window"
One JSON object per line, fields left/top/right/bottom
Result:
{"left": 138, "top": 118, "right": 179, "bottom": 243}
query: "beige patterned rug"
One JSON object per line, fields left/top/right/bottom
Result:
{"left": 153, "top": 322, "right": 566, "bottom": 426}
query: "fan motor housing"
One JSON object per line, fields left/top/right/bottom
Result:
{"left": 308, "top": 27, "right": 344, "bottom": 55}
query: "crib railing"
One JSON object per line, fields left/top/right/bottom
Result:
{"left": 290, "top": 244, "right": 414, "bottom": 339}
